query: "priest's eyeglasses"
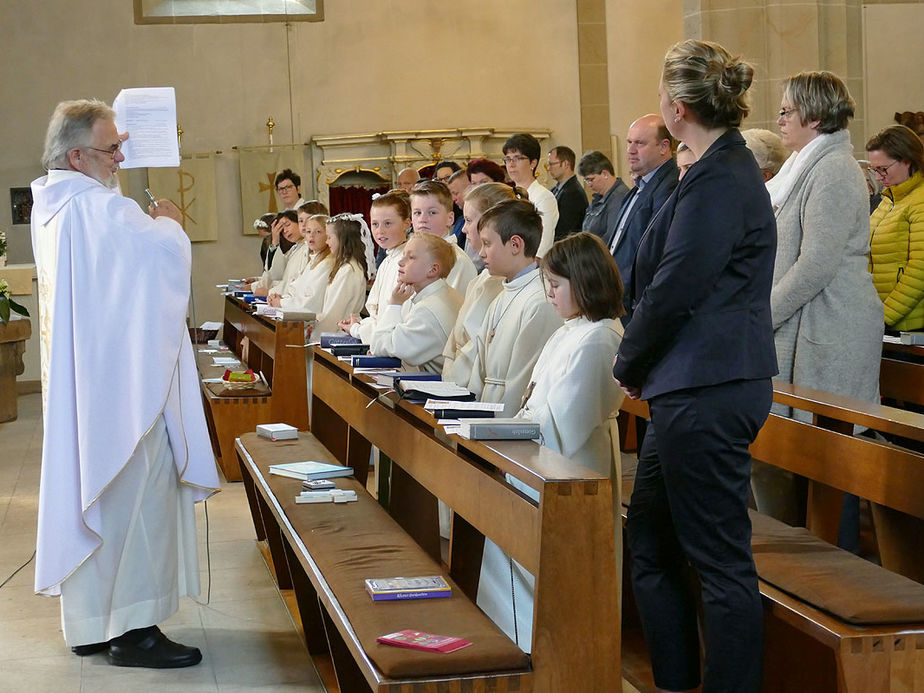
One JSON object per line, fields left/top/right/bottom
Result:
{"left": 85, "top": 142, "right": 123, "bottom": 159}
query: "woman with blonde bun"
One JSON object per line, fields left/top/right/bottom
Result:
{"left": 614, "top": 40, "right": 777, "bottom": 693}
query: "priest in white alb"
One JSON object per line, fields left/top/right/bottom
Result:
{"left": 30, "top": 99, "right": 220, "bottom": 669}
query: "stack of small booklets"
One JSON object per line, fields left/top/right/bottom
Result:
{"left": 376, "top": 630, "right": 472, "bottom": 653}
{"left": 364, "top": 575, "right": 451, "bottom": 601}
{"left": 268, "top": 460, "right": 354, "bottom": 480}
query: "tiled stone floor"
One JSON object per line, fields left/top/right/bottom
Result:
{"left": 0, "top": 393, "right": 324, "bottom": 693}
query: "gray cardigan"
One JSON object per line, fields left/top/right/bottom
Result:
{"left": 770, "top": 130, "right": 883, "bottom": 418}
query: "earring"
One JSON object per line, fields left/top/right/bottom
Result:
{"left": 673, "top": 116, "right": 681, "bottom": 123}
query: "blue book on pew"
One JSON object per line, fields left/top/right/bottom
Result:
{"left": 331, "top": 344, "right": 370, "bottom": 357}
{"left": 320, "top": 333, "right": 362, "bottom": 348}
{"left": 352, "top": 355, "right": 403, "bottom": 369}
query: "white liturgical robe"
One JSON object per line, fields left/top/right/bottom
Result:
{"left": 442, "top": 268, "right": 503, "bottom": 386}
{"left": 315, "top": 260, "right": 367, "bottom": 335}
{"left": 370, "top": 279, "right": 462, "bottom": 374}
{"left": 442, "top": 233, "right": 477, "bottom": 295}
{"left": 465, "top": 267, "right": 562, "bottom": 415}
{"left": 268, "top": 241, "right": 311, "bottom": 297}
{"left": 352, "top": 243, "right": 405, "bottom": 344}
{"left": 478, "top": 316, "right": 624, "bottom": 653}
{"left": 278, "top": 253, "right": 332, "bottom": 314}
{"left": 30, "top": 170, "right": 219, "bottom": 643}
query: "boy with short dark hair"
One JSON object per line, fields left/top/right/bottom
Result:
{"left": 463, "top": 198, "right": 562, "bottom": 416}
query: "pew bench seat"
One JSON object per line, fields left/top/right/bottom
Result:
{"left": 619, "top": 455, "right": 924, "bottom": 693}
{"left": 236, "top": 432, "right": 531, "bottom": 692}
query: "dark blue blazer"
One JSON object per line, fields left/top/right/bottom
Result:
{"left": 612, "top": 129, "right": 778, "bottom": 399}
{"left": 551, "top": 175, "right": 588, "bottom": 241}
{"left": 604, "top": 158, "right": 679, "bottom": 320}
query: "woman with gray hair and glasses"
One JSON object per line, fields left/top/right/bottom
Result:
{"left": 757, "top": 71, "right": 883, "bottom": 547}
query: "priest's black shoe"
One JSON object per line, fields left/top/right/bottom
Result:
{"left": 71, "top": 642, "right": 108, "bottom": 656}
{"left": 107, "top": 626, "right": 202, "bottom": 668}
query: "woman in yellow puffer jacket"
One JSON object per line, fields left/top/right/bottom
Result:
{"left": 866, "top": 125, "right": 924, "bottom": 332}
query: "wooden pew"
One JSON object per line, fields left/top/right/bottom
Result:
{"left": 302, "top": 346, "right": 622, "bottom": 692}
{"left": 880, "top": 338, "right": 924, "bottom": 411}
{"left": 618, "top": 382, "right": 924, "bottom": 693}
{"left": 196, "top": 295, "right": 309, "bottom": 481}
{"left": 237, "top": 433, "right": 532, "bottom": 693}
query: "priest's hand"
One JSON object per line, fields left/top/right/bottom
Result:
{"left": 151, "top": 199, "right": 183, "bottom": 226}
{"left": 390, "top": 283, "right": 414, "bottom": 306}
{"left": 267, "top": 294, "right": 282, "bottom": 307}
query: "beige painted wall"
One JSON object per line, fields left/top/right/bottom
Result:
{"left": 605, "top": 0, "right": 684, "bottom": 178}
{"left": 0, "top": 0, "right": 582, "bottom": 364}
{"left": 862, "top": 3, "right": 924, "bottom": 140}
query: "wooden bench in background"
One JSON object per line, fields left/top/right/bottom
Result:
{"left": 880, "top": 339, "right": 924, "bottom": 413}
{"left": 196, "top": 295, "right": 309, "bottom": 481}
{"left": 305, "top": 346, "right": 622, "bottom": 692}
{"left": 617, "top": 382, "right": 924, "bottom": 693}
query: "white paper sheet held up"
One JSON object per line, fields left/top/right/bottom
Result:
{"left": 112, "top": 87, "right": 180, "bottom": 168}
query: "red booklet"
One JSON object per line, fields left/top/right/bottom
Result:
{"left": 376, "top": 629, "right": 472, "bottom": 654}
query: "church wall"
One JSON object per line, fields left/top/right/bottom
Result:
{"left": 862, "top": 3, "right": 924, "bottom": 139}
{"left": 0, "top": 0, "right": 583, "bottom": 383}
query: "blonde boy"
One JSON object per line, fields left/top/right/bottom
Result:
{"left": 370, "top": 233, "right": 463, "bottom": 374}
{"left": 465, "top": 199, "right": 562, "bottom": 415}
{"left": 409, "top": 180, "right": 476, "bottom": 294}
{"left": 339, "top": 191, "right": 410, "bottom": 342}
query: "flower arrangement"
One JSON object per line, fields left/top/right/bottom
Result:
{"left": 0, "top": 278, "right": 29, "bottom": 325}
{"left": 0, "top": 230, "right": 7, "bottom": 258}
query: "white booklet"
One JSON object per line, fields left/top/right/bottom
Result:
{"left": 112, "top": 87, "right": 180, "bottom": 168}
{"left": 268, "top": 460, "right": 354, "bottom": 481}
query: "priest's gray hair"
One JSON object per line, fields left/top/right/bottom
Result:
{"left": 42, "top": 99, "right": 115, "bottom": 171}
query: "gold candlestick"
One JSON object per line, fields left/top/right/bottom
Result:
{"left": 266, "top": 117, "right": 275, "bottom": 147}
{"left": 177, "top": 124, "right": 183, "bottom": 153}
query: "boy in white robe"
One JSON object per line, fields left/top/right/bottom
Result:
{"left": 370, "top": 233, "right": 463, "bottom": 374}
{"left": 30, "top": 99, "right": 219, "bottom": 668}
{"left": 339, "top": 191, "right": 410, "bottom": 343}
{"left": 461, "top": 199, "right": 562, "bottom": 414}
{"left": 479, "top": 232, "right": 626, "bottom": 652}
{"left": 409, "top": 180, "right": 476, "bottom": 295}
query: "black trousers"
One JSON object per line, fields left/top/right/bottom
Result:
{"left": 627, "top": 378, "right": 772, "bottom": 693}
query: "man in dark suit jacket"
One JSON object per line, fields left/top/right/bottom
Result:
{"left": 604, "top": 115, "right": 679, "bottom": 322}
{"left": 547, "top": 146, "right": 588, "bottom": 240}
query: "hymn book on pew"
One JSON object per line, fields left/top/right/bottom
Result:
{"left": 268, "top": 460, "right": 354, "bottom": 481}
{"left": 319, "top": 333, "right": 362, "bottom": 347}
{"left": 365, "top": 576, "right": 451, "bottom": 601}
{"left": 457, "top": 418, "right": 541, "bottom": 440}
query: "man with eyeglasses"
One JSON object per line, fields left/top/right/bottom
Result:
{"left": 30, "top": 99, "right": 219, "bottom": 669}
{"left": 501, "top": 133, "right": 559, "bottom": 258}
{"left": 274, "top": 168, "right": 304, "bottom": 211}
{"left": 578, "top": 150, "right": 629, "bottom": 241}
